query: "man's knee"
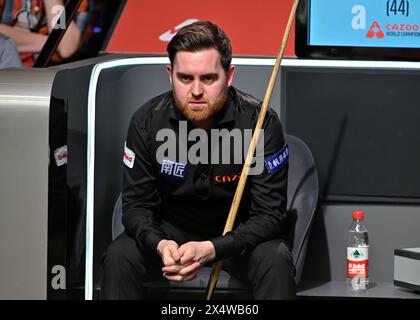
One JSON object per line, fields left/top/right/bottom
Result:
{"left": 102, "top": 233, "right": 143, "bottom": 271}
{"left": 251, "top": 239, "right": 294, "bottom": 271}
{"left": 247, "top": 239, "right": 296, "bottom": 299}
{"left": 101, "top": 233, "right": 149, "bottom": 299}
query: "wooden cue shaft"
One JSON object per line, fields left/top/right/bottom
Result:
{"left": 205, "top": 0, "right": 300, "bottom": 300}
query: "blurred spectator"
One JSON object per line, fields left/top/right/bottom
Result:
{"left": 67, "top": 0, "right": 126, "bottom": 63}
{"left": 0, "top": 0, "right": 91, "bottom": 67}
{"left": 0, "top": 31, "right": 21, "bottom": 68}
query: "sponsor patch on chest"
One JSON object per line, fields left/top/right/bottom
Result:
{"left": 160, "top": 159, "right": 187, "bottom": 179}
{"left": 214, "top": 173, "right": 241, "bottom": 184}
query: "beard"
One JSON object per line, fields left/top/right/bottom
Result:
{"left": 173, "top": 85, "right": 229, "bottom": 124}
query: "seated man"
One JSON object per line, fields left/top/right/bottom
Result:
{"left": 101, "top": 21, "right": 296, "bottom": 300}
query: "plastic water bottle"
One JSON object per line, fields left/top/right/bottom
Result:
{"left": 346, "top": 210, "right": 369, "bottom": 290}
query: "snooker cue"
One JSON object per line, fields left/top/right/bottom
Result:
{"left": 205, "top": 0, "right": 300, "bottom": 300}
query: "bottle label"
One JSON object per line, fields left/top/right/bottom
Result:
{"left": 347, "top": 247, "right": 369, "bottom": 278}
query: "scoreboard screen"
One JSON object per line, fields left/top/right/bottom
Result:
{"left": 309, "top": 0, "right": 420, "bottom": 49}
{"left": 296, "top": 0, "right": 420, "bottom": 60}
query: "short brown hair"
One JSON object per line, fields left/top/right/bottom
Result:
{"left": 167, "top": 21, "right": 232, "bottom": 73}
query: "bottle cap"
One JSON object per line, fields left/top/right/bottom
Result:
{"left": 352, "top": 211, "right": 364, "bottom": 220}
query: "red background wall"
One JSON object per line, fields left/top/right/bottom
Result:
{"left": 107, "top": 0, "right": 296, "bottom": 57}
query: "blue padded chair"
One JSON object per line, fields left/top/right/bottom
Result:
{"left": 111, "top": 134, "right": 319, "bottom": 298}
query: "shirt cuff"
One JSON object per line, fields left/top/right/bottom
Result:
{"left": 140, "top": 232, "right": 166, "bottom": 256}
{"left": 210, "top": 232, "right": 245, "bottom": 261}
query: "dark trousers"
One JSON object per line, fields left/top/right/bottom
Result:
{"left": 101, "top": 221, "right": 296, "bottom": 300}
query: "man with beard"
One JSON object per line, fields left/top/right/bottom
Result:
{"left": 101, "top": 21, "right": 296, "bottom": 300}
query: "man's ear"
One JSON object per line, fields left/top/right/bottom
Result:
{"left": 167, "top": 65, "right": 173, "bottom": 85}
{"left": 227, "top": 65, "right": 235, "bottom": 87}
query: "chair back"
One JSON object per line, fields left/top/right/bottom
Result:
{"left": 285, "top": 134, "right": 319, "bottom": 284}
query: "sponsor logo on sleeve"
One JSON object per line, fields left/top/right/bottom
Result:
{"left": 124, "top": 142, "right": 135, "bottom": 169}
{"left": 54, "top": 145, "right": 68, "bottom": 167}
{"left": 264, "top": 144, "right": 289, "bottom": 174}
